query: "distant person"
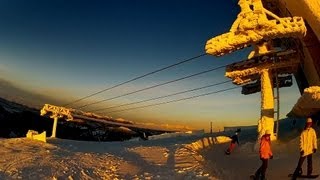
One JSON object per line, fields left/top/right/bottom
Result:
{"left": 292, "top": 117, "right": 317, "bottom": 178}
{"left": 225, "top": 129, "right": 240, "bottom": 155}
{"left": 252, "top": 129, "right": 273, "bottom": 180}
{"left": 139, "top": 132, "right": 148, "bottom": 141}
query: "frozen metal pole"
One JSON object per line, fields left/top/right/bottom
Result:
{"left": 275, "top": 75, "right": 280, "bottom": 138}
{"left": 51, "top": 116, "right": 58, "bottom": 138}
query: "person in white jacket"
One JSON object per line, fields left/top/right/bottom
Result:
{"left": 293, "top": 117, "right": 317, "bottom": 177}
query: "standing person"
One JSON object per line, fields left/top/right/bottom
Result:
{"left": 253, "top": 129, "right": 273, "bottom": 180}
{"left": 225, "top": 129, "right": 240, "bottom": 155}
{"left": 292, "top": 117, "right": 317, "bottom": 177}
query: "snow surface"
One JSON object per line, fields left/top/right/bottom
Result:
{"left": 0, "top": 118, "right": 319, "bottom": 180}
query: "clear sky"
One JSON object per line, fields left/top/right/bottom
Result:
{"left": 0, "top": 0, "right": 301, "bottom": 131}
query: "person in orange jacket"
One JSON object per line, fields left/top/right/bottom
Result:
{"left": 253, "top": 129, "right": 273, "bottom": 180}
{"left": 292, "top": 117, "right": 317, "bottom": 177}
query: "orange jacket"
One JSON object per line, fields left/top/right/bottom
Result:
{"left": 259, "top": 135, "right": 273, "bottom": 159}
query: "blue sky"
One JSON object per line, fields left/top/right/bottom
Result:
{"left": 0, "top": 0, "right": 301, "bottom": 131}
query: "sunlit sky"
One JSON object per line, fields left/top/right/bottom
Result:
{"left": 0, "top": 0, "right": 301, "bottom": 131}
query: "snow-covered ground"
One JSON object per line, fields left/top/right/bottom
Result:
{"left": 0, "top": 118, "right": 319, "bottom": 180}
{"left": 203, "top": 138, "right": 320, "bottom": 180}
{"left": 0, "top": 134, "right": 217, "bottom": 180}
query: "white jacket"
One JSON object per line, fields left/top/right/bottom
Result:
{"left": 300, "top": 127, "right": 317, "bottom": 157}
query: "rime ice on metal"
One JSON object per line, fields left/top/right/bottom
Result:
{"left": 205, "top": 0, "right": 307, "bottom": 141}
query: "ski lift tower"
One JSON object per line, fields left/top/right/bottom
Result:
{"left": 40, "top": 104, "right": 74, "bottom": 138}
{"left": 204, "top": 0, "right": 306, "bottom": 140}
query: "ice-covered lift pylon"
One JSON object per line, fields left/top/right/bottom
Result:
{"left": 40, "top": 104, "right": 74, "bottom": 138}
{"left": 205, "top": 0, "right": 306, "bottom": 140}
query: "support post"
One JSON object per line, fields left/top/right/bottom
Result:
{"left": 258, "top": 69, "right": 275, "bottom": 141}
{"left": 51, "top": 116, "right": 58, "bottom": 138}
{"left": 275, "top": 75, "right": 280, "bottom": 138}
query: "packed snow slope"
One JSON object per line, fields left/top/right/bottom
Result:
{"left": 0, "top": 134, "right": 217, "bottom": 180}
{"left": 0, "top": 118, "right": 319, "bottom": 180}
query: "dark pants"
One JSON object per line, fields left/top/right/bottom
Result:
{"left": 255, "top": 158, "right": 268, "bottom": 180}
{"left": 294, "top": 154, "right": 313, "bottom": 176}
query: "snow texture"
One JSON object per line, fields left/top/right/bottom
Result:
{"left": 1, "top": 118, "right": 319, "bottom": 180}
